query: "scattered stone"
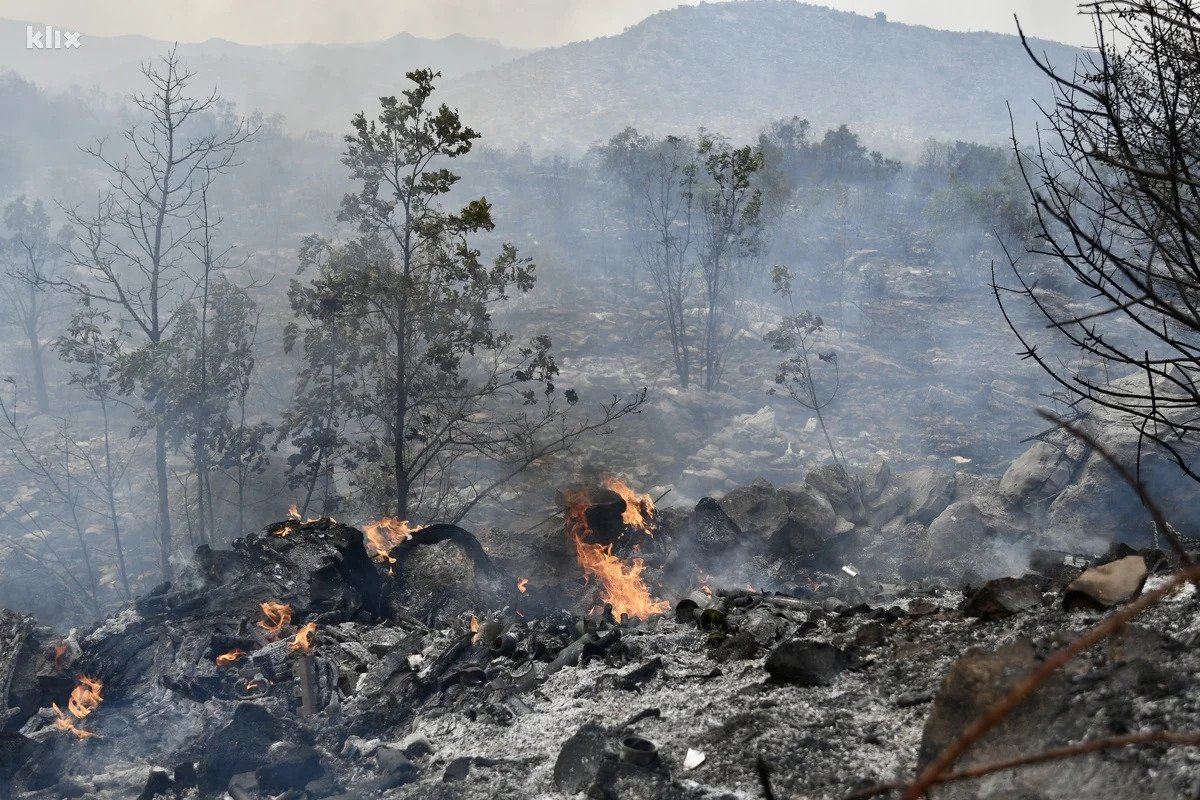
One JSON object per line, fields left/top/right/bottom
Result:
{"left": 765, "top": 640, "right": 848, "bottom": 686}
{"left": 1064, "top": 555, "right": 1148, "bottom": 611}
{"left": 963, "top": 577, "right": 1043, "bottom": 620}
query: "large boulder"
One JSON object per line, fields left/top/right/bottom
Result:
{"left": 925, "top": 496, "right": 1027, "bottom": 568}
{"left": 718, "top": 478, "right": 837, "bottom": 555}
{"left": 803, "top": 461, "right": 867, "bottom": 523}
{"left": 998, "top": 438, "right": 1085, "bottom": 510}
{"left": 903, "top": 467, "right": 956, "bottom": 525}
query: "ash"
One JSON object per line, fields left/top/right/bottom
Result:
{"left": 2, "top": 471, "right": 1200, "bottom": 800}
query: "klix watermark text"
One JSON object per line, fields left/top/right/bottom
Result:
{"left": 26, "top": 25, "right": 82, "bottom": 49}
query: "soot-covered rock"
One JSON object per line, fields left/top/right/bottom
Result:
{"left": 764, "top": 639, "right": 848, "bottom": 686}
{"left": 962, "top": 576, "right": 1044, "bottom": 619}
{"left": 195, "top": 702, "right": 307, "bottom": 793}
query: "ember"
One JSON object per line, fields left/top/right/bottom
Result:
{"left": 216, "top": 649, "right": 246, "bottom": 666}
{"left": 361, "top": 516, "right": 416, "bottom": 561}
{"left": 258, "top": 601, "right": 293, "bottom": 639}
{"left": 50, "top": 641, "right": 68, "bottom": 670}
{"left": 565, "top": 480, "right": 669, "bottom": 621}
{"left": 290, "top": 622, "right": 318, "bottom": 653}
{"left": 517, "top": 577, "right": 529, "bottom": 593}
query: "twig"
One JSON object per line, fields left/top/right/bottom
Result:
{"left": 901, "top": 563, "right": 1200, "bottom": 799}
{"left": 848, "top": 730, "right": 1200, "bottom": 798}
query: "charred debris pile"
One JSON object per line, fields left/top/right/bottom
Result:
{"left": 2, "top": 465, "right": 1200, "bottom": 800}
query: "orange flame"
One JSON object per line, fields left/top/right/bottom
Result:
{"left": 287, "top": 503, "right": 301, "bottom": 520}
{"left": 258, "top": 601, "right": 293, "bottom": 639}
{"left": 51, "top": 642, "right": 68, "bottom": 670}
{"left": 52, "top": 675, "right": 103, "bottom": 740}
{"left": 469, "top": 615, "right": 480, "bottom": 643}
{"left": 602, "top": 476, "right": 657, "bottom": 533}
{"left": 361, "top": 517, "right": 416, "bottom": 562}
{"left": 517, "top": 577, "right": 528, "bottom": 593}
{"left": 216, "top": 649, "right": 246, "bottom": 666}
{"left": 565, "top": 480, "right": 669, "bottom": 621}
{"left": 290, "top": 622, "right": 317, "bottom": 654}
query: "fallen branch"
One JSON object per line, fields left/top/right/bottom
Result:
{"left": 848, "top": 730, "right": 1200, "bottom": 799}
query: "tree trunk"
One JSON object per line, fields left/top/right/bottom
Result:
{"left": 24, "top": 305, "right": 49, "bottom": 413}
{"left": 153, "top": 400, "right": 173, "bottom": 582}
{"left": 100, "top": 401, "right": 131, "bottom": 600}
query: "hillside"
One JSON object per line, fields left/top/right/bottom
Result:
{"left": 441, "top": 1, "right": 1082, "bottom": 152}
{"left": 0, "top": 19, "right": 526, "bottom": 133}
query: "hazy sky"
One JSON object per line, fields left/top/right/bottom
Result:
{"left": 0, "top": 0, "right": 1094, "bottom": 49}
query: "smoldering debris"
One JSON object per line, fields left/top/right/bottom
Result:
{"left": 2, "top": 465, "right": 1199, "bottom": 800}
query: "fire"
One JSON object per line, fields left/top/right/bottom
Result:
{"left": 53, "top": 675, "right": 103, "bottom": 740}
{"left": 469, "top": 615, "right": 480, "bottom": 643}
{"left": 290, "top": 622, "right": 317, "bottom": 654}
{"left": 362, "top": 517, "right": 416, "bottom": 561}
{"left": 50, "top": 642, "right": 68, "bottom": 670}
{"left": 565, "top": 480, "right": 669, "bottom": 621}
{"left": 287, "top": 503, "right": 301, "bottom": 520}
{"left": 602, "top": 476, "right": 656, "bottom": 533}
{"left": 258, "top": 601, "right": 293, "bottom": 639}
{"left": 216, "top": 649, "right": 246, "bottom": 666}
{"left": 517, "top": 577, "right": 528, "bottom": 593}
{"left": 275, "top": 522, "right": 296, "bottom": 537}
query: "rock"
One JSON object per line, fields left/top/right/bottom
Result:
{"left": 853, "top": 621, "right": 886, "bottom": 647}
{"left": 998, "top": 439, "right": 1081, "bottom": 508}
{"left": 401, "top": 733, "right": 434, "bottom": 759}
{"left": 918, "top": 638, "right": 1068, "bottom": 767}
{"left": 862, "top": 458, "right": 892, "bottom": 502}
{"left": 1064, "top": 555, "right": 1148, "bottom": 610}
{"left": 197, "top": 703, "right": 297, "bottom": 794}
{"left": 376, "top": 746, "right": 417, "bottom": 779}
{"left": 256, "top": 741, "right": 323, "bottom": 793}
{"left": 685, "top": 497, "right": 744, "bottom": 557}
{"left": 803, "top": 461, "right": 866, "bottom": 523}
{"left": 715, "top": 479, "right": 837, "bottom": 555}
{"left": 136, "top": 768, "right": 173, "bottom": 800}
{"left": 554, "top": 722, "right": 608, "bottom": 793}
{"left": 926, "top": 498, "right": 1026, "bottom": 562}
{"left": 904, "top": 467, "right": 956, "bottom": 525}
{"left": 906, "top": 597, "right": 938, "bottom": 617}
{"left": 962, "top": 577, "right": 1043, "bottom": 619}
{"left": 764, "top": 640, "right": 848, "bottom": 686}
{"left": 870, "top": 483, "right": 912, "bottom": 526}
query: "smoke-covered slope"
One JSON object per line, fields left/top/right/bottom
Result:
{"left": 441, "top": 0, "right": 1082, "bottom": 151}
{"left": 0, "top": 19, "right": 526, "bottom": 132}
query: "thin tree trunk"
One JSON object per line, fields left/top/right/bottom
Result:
{"left": 100, "top": 399, "right": 131, "bottom": 600}
{"left": 24, "top": 288, "right": 49, "bottom": 413}
{"left": 154, "top": 403, "right": 173, "bottom": 582}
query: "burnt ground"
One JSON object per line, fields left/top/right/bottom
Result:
{"left": 2, "top": 498, "right": 1199, "bottom": 800}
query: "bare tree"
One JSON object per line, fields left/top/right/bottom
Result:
{"left": 1, "top": 197, "right": 65, "bottom": 414}
{"left": 997, "top": 1, "right": 1200, "bottom": 482}
{"left": 55, "top": 49, "right": 252, "bottom": 580}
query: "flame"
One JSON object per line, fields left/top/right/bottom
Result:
{"left": 362, "top": 517, "right": 416, "bottom": 562}
{"left": 216, "top": 649, "right": 246, "bottom": 666}
{"left": 51, "top": 642, "right": 68, "bottom": 670}
{"left": 602, "top": 476, "right": 657, "bottom": 533}
{"left": 517, "top": 577, "right": 528, "bottom": 593}
{"left": 290, "top": 622, "right": 317, "bottom": 654}
{"left": 244, "top": 680, "right": 263, "bottom": 692}
{"left": 469, "top": 615, "right": 480, "bottom": 643}
{"left": 288, "top": 503, "right": 301, "bottom": 520}
{"left": 258, "top": 601, "right": 293, "bottom": 639}
{"left": 275, "top": 521, "right": 296, "bottom": 538}
{"left": 53, "top": 675, "right": 103, "bottom": 740}
{"left": 565, "top": 480, "right": 669, "bottom": 621}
